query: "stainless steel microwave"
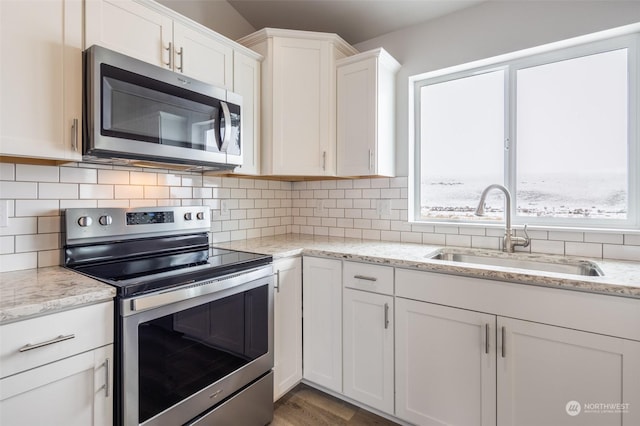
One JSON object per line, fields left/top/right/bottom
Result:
{"left": 84, "top": 45, "right": 242, "bottom": 171}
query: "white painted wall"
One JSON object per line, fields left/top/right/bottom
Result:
{"left": 156, "top": 0, "right": 255, "bottom": 40}
{"left": 354, "top": 1, "right": 640, "bottom": 176}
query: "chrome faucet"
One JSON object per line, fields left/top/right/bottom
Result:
{"left": 475, "top": 184, "right": 530, "bottom": 253}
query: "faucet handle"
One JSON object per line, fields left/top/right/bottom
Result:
{"left": 522, "top": 224, "right": 530, "bottom": 247}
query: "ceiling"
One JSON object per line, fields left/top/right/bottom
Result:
{"left": 227, "top": 0, "right": 486, "bottom": 45}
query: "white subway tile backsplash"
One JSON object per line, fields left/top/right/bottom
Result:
{"left": 181, "top": 175, "right": 203, "bottom": 187}
{"left": 0, "top": 236, "right": 14, "bottom": 254}
{"left": 345, "top": 228, "right": 362, "bottom": 239}
{"left": 39, "top": 183, "right": 78, "bottom": 200}
{"left": 158, "top": 173, "right": 183, "bottom": 186}
{"left": 446, "top": 234, "right": 471, "bottom": 248}
{"left": 115, "top": 185, "right": 144, "bottom": 199}
{"left": 401, "top": 232, "right": 422, "bottom": 244}
{"left": 38, "top": 249, "right": 61, "bottom": 268}
{"left": 0, "top": 181, "right": 38, "bottom": 199}
{"left": 0, "top": 163, "right": 15, "bottom": 180}
{"left": 0, "top": 252, "right": 37, "bottom": 272}
{"left": 16, "top": 164, "right": 59, "bottom": 182}
{"left": 423, "top": 233, "right": 446, "bottom": 245}
{"left": 548, "top": 231, "right": 583, "bottom": 242}
{"left": 362, "top": 229, "right": 381, "bottom": 240}
{"left": 15, "top": 199, "right": 59, "bottom": 217}
{"left": 144, "top": 186, "right": 170, "bottom": 199}
{"left": 98, "top": 169, "right": 130, "bottom": 185}
{"left": 38, "top": 216, "right": 61, "bottom": 234}
{"left": 130, "top": 171, "right": 158, "bottom": 186}
{"left": 98, "top": 199, "right": 130, "bottom": 208}
{"left": 624, "top": 234, "right": 640, "bottom": 246}
{"left": 170, "top": 187, "right": 192, "bottom": 199}
{"left": 565, "top": 242, "right": 602, "bottom": 258}
{"left": 435, "top": 225, "right": 459, "bottom": 235}
{"left": 60, "top": 167, "right": 97, "bottom": 184}
{"left": 584, "top": 232, "right": 623, "bottom": 244}
{"left": 530, "top": 239, "right": 565, "bottom": 255}
{"left": 603, "top": 244, "right": 640, "bottom": 261}
{"left": 380, "top": 230, "right": 400, "bottom": 242}
{"left": 60, "top": 199, "right": 97, "bottom": 209}
{"left": 79, "top": 184, "right": 113, "bottom": 199}
{"left": 472, "top": 236, "right": 501, "bottom": 250}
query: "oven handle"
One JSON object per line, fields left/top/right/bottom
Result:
{"left": 127, "top": 265, "right": 272, "bottom": 314}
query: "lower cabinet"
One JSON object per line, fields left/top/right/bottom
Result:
{"left": 0, "top": 344, "right": 113, "bottom": 426}
{"left": 395, "top": 298, "right": 496, "bottom": 426}
{"left": 302, "top": 256, "right": 343, "bottom": 393}
{"left": 343, "top": 288, "right": 394, "bottom": 414}
{"left": 497, "top": 316, "right": 640, "bottom": 426}
{"left": 395, "top": 296, "right": 640, "bottom": 426}
{"left": 273, "top": 257, "right": 303, "bottom": 400}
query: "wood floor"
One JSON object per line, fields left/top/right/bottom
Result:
{"left": 271, "top": 384, "right": 399, "bottom": 425}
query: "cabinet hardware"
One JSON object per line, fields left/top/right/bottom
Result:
{"left": 501, "top": 326, "right": 506, "bottom": 358}
{"left": 164, "top": 42, "right": 172, "bottom": 68}
{"left": 274, "top": 270, "right": 280, "bottom": 293}
{"left": 384, "top": 303, "right": 389, "bottom": 329}
{"left": 176, "top": 46, "right": 184, "bottom": 72}
{"left": 354, "top": 274, "right": 377, "bottom": 282}
{"left": 102, "top": 358, "right": 110, "bottom": 397}
{"left": 322, "top": 151, "right": 326, "bottom": 170}
{"left": 368, "top": 149, "right": 373, "bottom": 171}
{"left": 71, "top": 118, "right": 78, "bottom": 151}
{"left": 19, "top": 334, "right": 75, "bottom": 352}
{"left": 485, "top": 323, "right": 490, "bottom": 354}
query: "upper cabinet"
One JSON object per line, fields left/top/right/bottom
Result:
{"left": 337, "top": 48, "right": 400, "bottom": 177}
{"left": 239, "top": 29, "right": 358, "bottom": 177}
{"left": 85, "top": 0, "right": 233, "bottom": 89}
{"left": 0, "top": 0, "right": 83, "bottom": 161}
{"left": 232, "top": 51, "right": 261, "bottom": 175}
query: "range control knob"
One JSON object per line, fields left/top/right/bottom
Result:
{"left": 184, "top": 212, "right": 193, "bottom": 221}
{"left": 196, "top": 211, "right": 205, "bottom": 220}
{"left": 99, "top": 215, "right": 113, "bottom": 226}
{"left": 77, "top": 216, "right": 93, "bottom": 227}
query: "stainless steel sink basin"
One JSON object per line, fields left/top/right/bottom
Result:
{"left": 428, "top": 251, "right": 604, "bottom": 277}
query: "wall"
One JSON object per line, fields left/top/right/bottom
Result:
{"left": 156, "top": 0, "right": 255, "bottom": 40}
{"left": 0, "top": 162, "right": 292, "bottom": 272}
{"left": 354, "top": 0, "right": 640, "bottom": 176}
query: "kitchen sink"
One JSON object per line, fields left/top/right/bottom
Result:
{"left": 428, "top": 250, "right": 604, "bottom": 277}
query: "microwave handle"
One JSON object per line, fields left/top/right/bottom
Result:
{"left": 219, "top": 101, "right": 232, "bottom": 152}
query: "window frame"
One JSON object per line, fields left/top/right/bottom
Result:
{"left": 409, "top": 32, "right": 639, "bottom": 231}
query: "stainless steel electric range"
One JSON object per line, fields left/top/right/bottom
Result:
{"left": 63, "top": 206, "right": 274, "bottom": 426}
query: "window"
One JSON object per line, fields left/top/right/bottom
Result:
{"left": 411, "top": 34, "right": 638, "bottom": 229}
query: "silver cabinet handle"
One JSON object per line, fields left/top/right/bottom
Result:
{"left": 164, "top": 42, "right": 172, "bottom": 68}
{"left": 354, "top": 274, "right": 377, "bottom": 282}
{"left": 501, "top": 326, "right": 506, "bottom": 358}
{"left": 485, "top": 324, "right": 490, "bottom": 354}
{"left": 176, "top": 46, "right": 184, "bottom": 72}
{"left": 368, "top": 149, "right": 373, "bottom": 171}
{"left": 102, "top": 358, "right": 110, "bottom": 397}
{"left": 71, "top": 118, "right": 78, "bottom": 151}
{"left": 322, "top": 151, "right": 327, "bottom": 171}
{"left": 274, "top": 270, "right": 280, "bottom": 293}
{"left": 19, "top": 334, "right": 75, "bottom": 352}
{"left": 384, "top": 303, "right": 389, "bottom": 329}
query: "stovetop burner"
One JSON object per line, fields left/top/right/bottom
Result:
{"left": 62, "top": 207, "right": 272, "bottom": 297}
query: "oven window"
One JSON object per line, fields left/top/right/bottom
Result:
{"left": 137, "top": 285, "right": 268, "bottom": 423}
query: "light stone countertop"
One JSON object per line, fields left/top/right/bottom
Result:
{"left": 215, "top": 234, "right": 640, "bottom": 299}
{"left": 0, "top": 266, "right": 116, "bottom": 324}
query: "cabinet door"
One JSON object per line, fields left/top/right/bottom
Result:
{"left": 172, "top": 21, "right": 233, "bottom": 89}
{"left": 273, "top": 257, "right": 303, "bottom": 400}
{"left": 343, "top": 288, "right": 394, "bottom": 414}
{"left": 337, "top": 57, "right": 377, "bottom": 176}
{"left": 0, "top": 344, "right": 113, "bottom": 426}
{"left": 302, "top": 257, "right": 342, "bottom": 392}
{"left": 233, "top": 51, "right": 261, "bottom": 175}
{"left": 271, "top": 37, "right": 334, "bottom": 175}
{"left": 0, "top": 0, "right": 82, "bottom": 161}
{"left": 85, "top": 0, "right": 172, "bottom": 68}
{"left": 497, "top": 317, "right": 640, "bottom": 426}
{"left": 396, "top": 298, "right": 496, "bottom": 426}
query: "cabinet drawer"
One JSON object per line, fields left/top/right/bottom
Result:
{"left": 0, "top": 302, "right": 113, "bottom": 379}
{"left": 343, "top": 261, "right": 393, "bottom": 295}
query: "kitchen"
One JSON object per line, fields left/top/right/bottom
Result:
{"left": 1, "top": 0, "right": 640, "bottom": 425}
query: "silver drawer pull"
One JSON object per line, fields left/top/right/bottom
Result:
{"left": 19, "top": 334, "right": 75, "bottom": 352}
{"left": 354, "top": 275, "right": 377, "bottom": 282}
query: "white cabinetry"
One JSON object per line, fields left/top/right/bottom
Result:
{"left": 232, "top": 51, "right": 262, "bottom": 175}
{"left": 273, "top": 257, "right": 302, "bottom": 400}
{"left": 342, "top": 261, "right": 394, "bottom": 414}
{"left": 337, "top": 48, "right": 400, "bottom": 177}
{"left": 239, "top": 29, "right": 358, "bottom": 176}
{"left": 395, "top": 298, "right": 496, "bottom": 426}
{"left": 497, "top": 317, "right": 640, "bottom": 426}
{"left": 0, "top": 0, "right": 82, "bottom": 161}
{"left": 85, "top": 0, "right": 233, "bottom": 88}
{"left": 395, "top": 268, "right": 640, "bottom": 426}
{"left": 302, "top": 256, "right": 342, "bottom": 392}
{"left": 0, "top": 302, "right": 114, "bottom": 426}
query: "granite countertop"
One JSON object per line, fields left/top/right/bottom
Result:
{"left": 0, "top": 267, "right": 116, "bottom": 324}
{"left": 216, "top": 234, "right": 640, "bottom": 299}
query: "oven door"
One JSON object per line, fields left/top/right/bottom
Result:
{"left": 120, "top": 270, "right": 273, "bottom": 426}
